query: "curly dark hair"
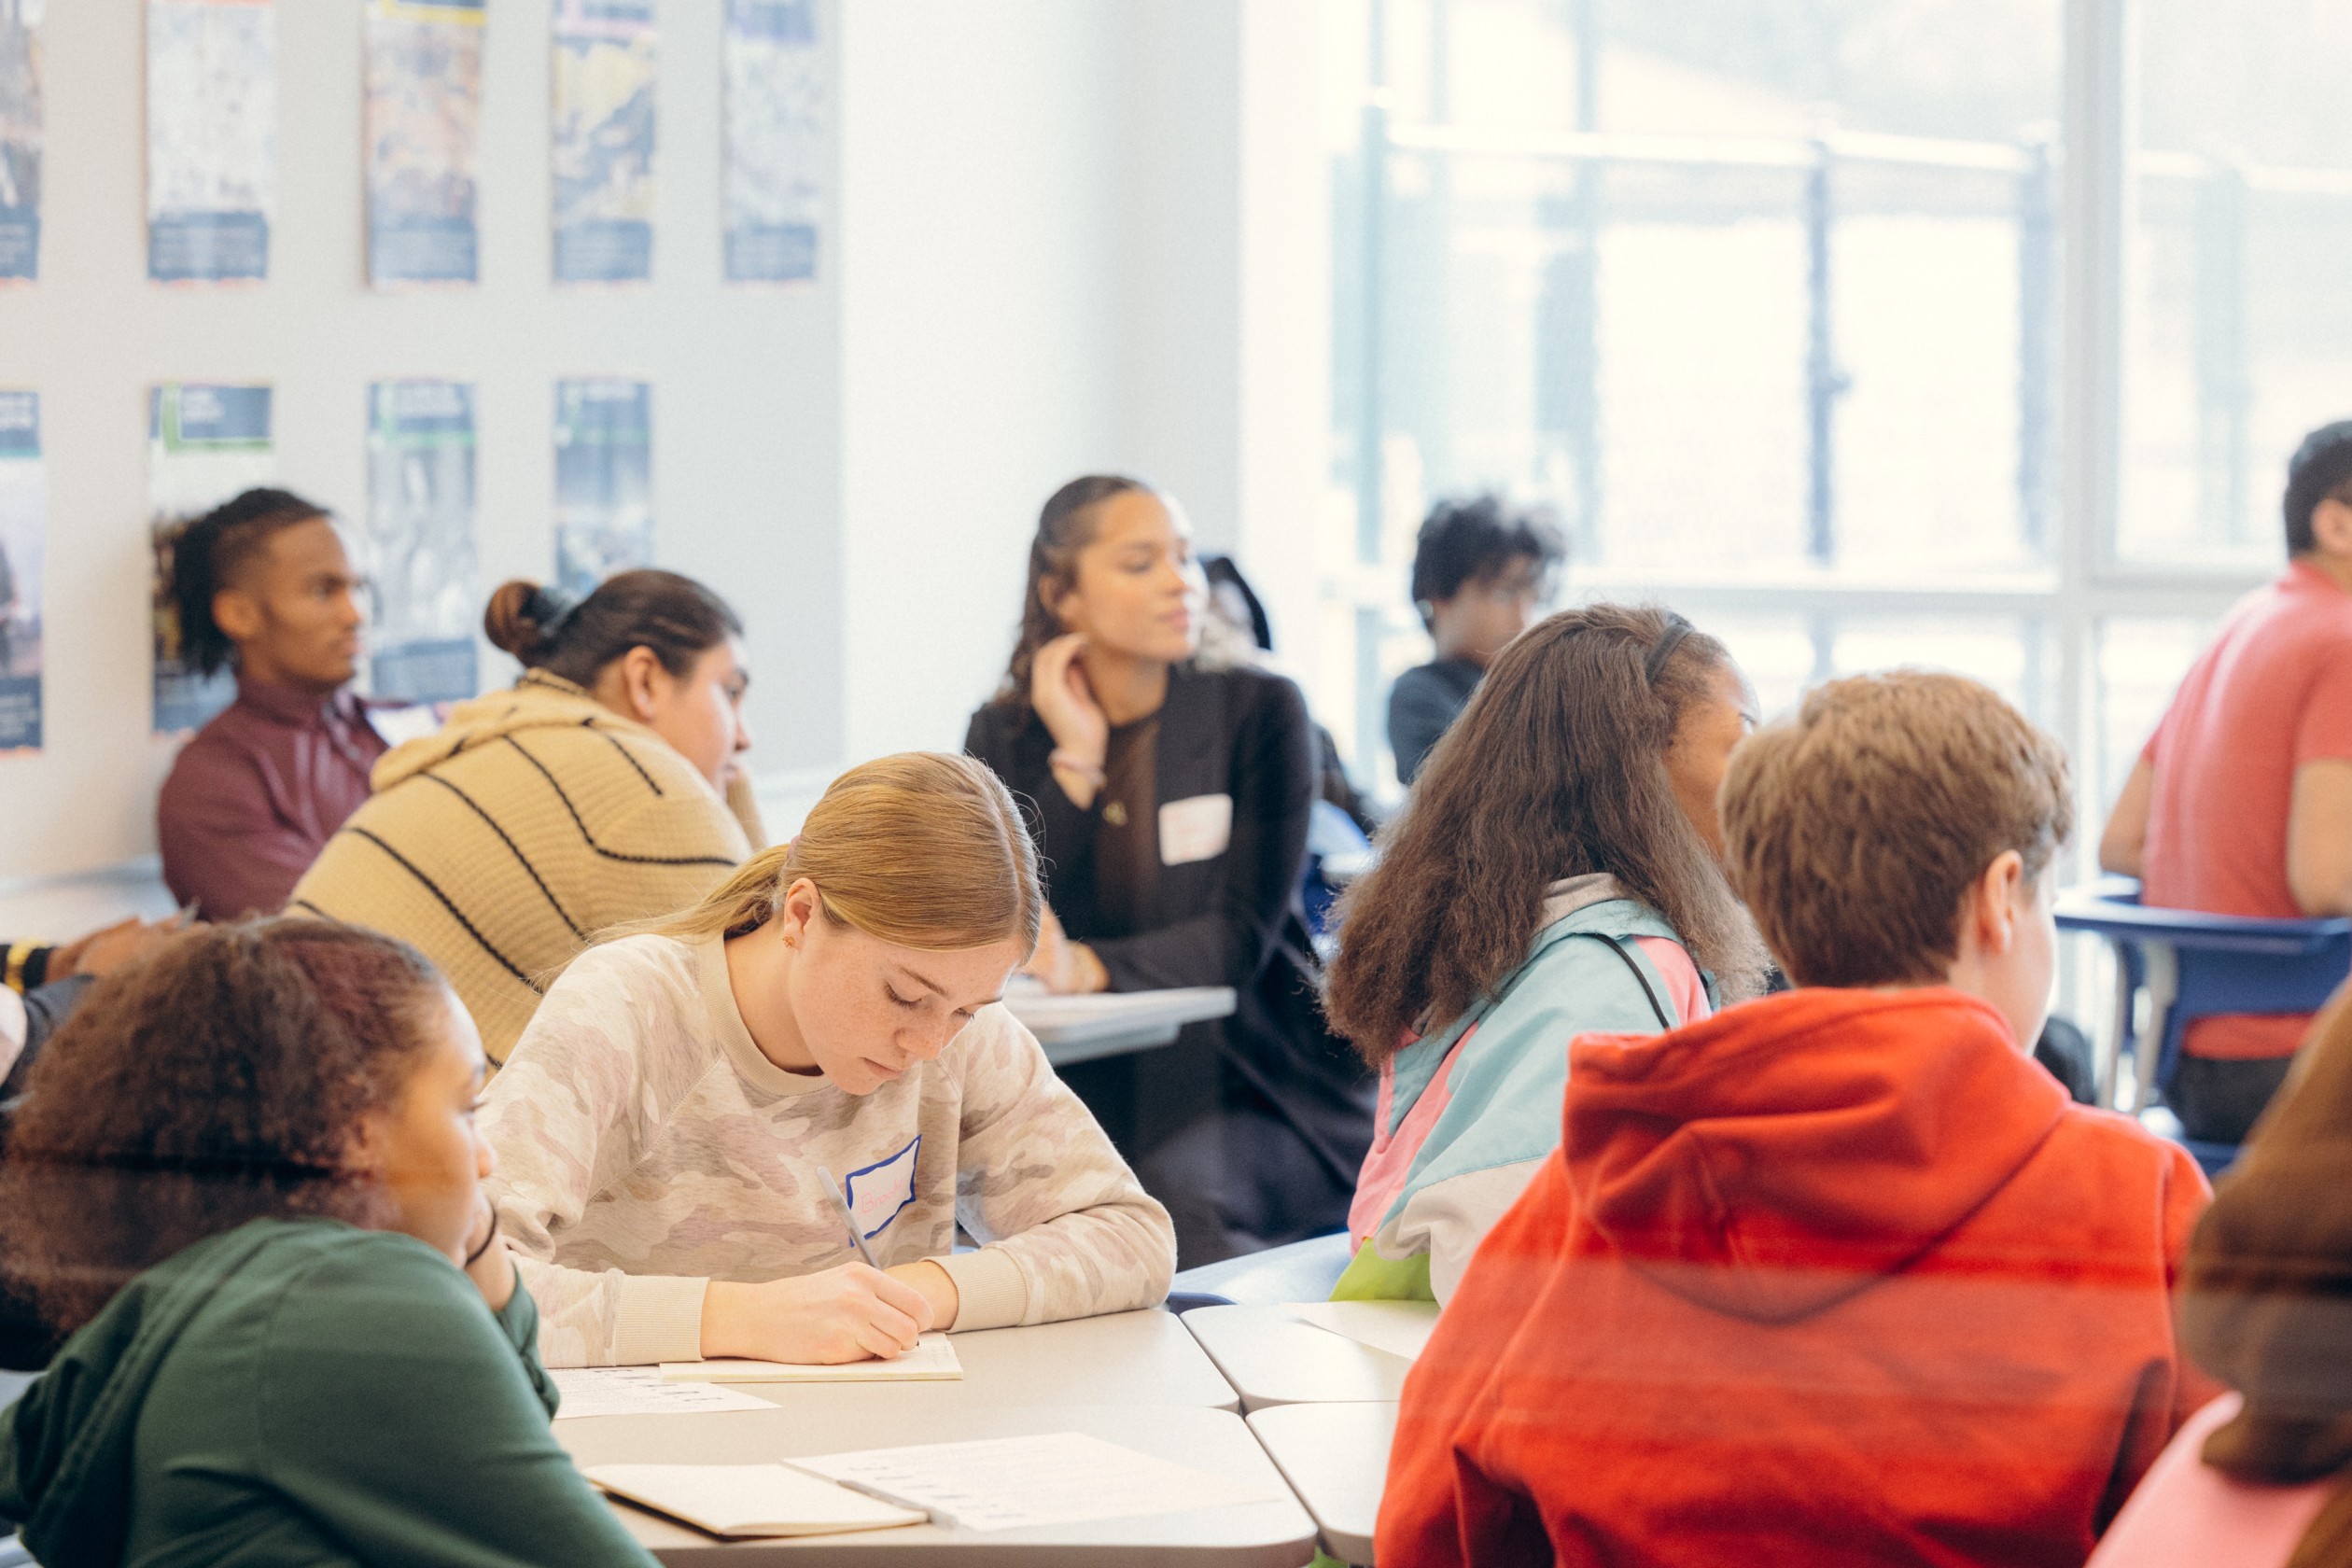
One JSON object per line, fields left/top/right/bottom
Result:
{"left": 1323, "top": 604, "right": 1768, "bottom": 1062}
{"left": 1408, "top": 493, "right": 1566, "bottom": 629}
{"left": 0, "top": 919, "right": 447, "bottom": 1336}
{"left": 164, "top": 486, "right": 331, "bottom": 677}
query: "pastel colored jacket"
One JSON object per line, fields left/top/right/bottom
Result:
{"left": 1379, "top": 987, "right": 2217, "bottom": 1568}
{"left": 1333, "top": 875, "right": 1711, "bottom": 1302}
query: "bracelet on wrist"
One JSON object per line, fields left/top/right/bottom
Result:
{"left": 465, "top": 1209, "right": 502, "bottom": 1267}
{"left": 1048, "top": 749, "right": 1108, "bottom": 790}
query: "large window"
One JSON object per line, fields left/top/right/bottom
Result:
{"left": 1317, "top": 0, "right": 2347, "bottom": 840}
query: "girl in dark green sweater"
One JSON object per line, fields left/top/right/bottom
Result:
{"left": 0, "top": 920, "right": 655, "bottom": 1568}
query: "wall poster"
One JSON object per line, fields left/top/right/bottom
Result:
{"left": 0, "top": 0, "right": 41, "bottom": 284}
{"left": 0, "top": 390, "right": 41, "bottom": 751}
{"left": 146, "top": 0, "right": 275, "bottom": 284}
{"left": 553, "top": 377, "right": 651, "bottom": 596}
{"left": 365, "top": 379, "right": 478, "bottom": 704}
{"left": 722, "top": 0, "right": 822, "bottom": 284}
{"left": 364, "top": 0, "right": 484, "bottom": 287}
{"left": 149, "top": 382, "right": 273, "bottom": 734}
{"left": 551, "top": 0, "right": 654, "bottom": 285}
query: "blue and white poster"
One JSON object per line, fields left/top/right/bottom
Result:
{"left": 149, "top": 383, "right": 273, "bottom": 734}
{"left": 364, "top": 0, "right": 483, "bottom": 287}
{"left": 554, "top": 377, "right": 652, "bottom": 596}
{"left": 0, "top": 391, "right": 42, "bottom": 750}
{"left": 722, "top": 0, "right": 822, "bottom": 284}
{"left": 366, "top": 380, "right": 478, "bottom": 704}
{"left": 146, "top": 0, "right": 274, "bottom": 284}
{"left": 0, "top": 0, "right": 41, "bottom": 284}
{"left": 551, "top": 0, "right": 655, "bottom": 285}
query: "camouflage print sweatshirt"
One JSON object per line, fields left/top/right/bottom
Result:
{"left": 480, "top": 933, "right": 1177, "bottom": 1368}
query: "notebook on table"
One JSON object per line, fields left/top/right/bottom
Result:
{"left": 587, "top": 1463, "right": 928, "bottom": 1538}
{"left": 661, "top": 1331, "right": 963, "bottom": 1383}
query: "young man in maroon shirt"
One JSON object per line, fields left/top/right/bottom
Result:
{"left": 156, "top": 489, "right": 387, "bottom": 920}
{"left": 2101, "top": 420, "right": 2352, "bottom": 1142}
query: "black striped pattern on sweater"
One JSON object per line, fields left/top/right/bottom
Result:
{"left": 500, "top": 735, "right": 737, "bottom": 869}
{"left": 343, "top": 828, "right": 544, "bottom": 993}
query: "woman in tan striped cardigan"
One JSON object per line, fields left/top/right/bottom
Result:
{"left": 291, "top": 571, "right": 763, "bottom": 1061}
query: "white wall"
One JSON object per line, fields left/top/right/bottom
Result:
{"left": 837, "top": 0, "right": 1328, "bottom": 763}
{"left": 0, "top": 0, "right": 1332, "bottom": 905}
{"left": 837, "top": 0, "right": 1125, "bottom": 763}
{"left": 0, "top": 0, "right": 842, "bottom": 884}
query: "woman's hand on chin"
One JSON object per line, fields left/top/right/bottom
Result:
{"left": 1019, "top": 905, "right": 1109, "bottom": 995}
{"left": 700, "top": 1264, "right": 936, "bottom": 1364}
{"left": 1032, "top": 634, "right": 1110, "bottom": 806}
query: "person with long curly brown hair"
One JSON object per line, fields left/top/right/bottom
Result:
{"left": 0, "top": 920, "right": 654, "bottom": 1567}
{"left": 1323, "top": 604, "right": 1768, "bottom": 1302}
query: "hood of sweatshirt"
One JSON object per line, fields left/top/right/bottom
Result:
{"left": 0, "top": 1221, "right": 302, "bottom": 1568}
{"left": 370, "top": 669, "right": 661, "bottom": 792}
{"left": 1562, "top": 987, "right": 2066, "bottom": 1325}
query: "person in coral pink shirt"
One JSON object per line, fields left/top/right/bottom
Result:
{"left": 2101, "top": 420, "right": 2352, "bottom": 1143}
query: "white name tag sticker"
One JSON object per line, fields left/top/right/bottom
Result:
{"left": 1158, "top": 793, "right": 1233, "bottom": 866}
{"left": 843, "top": 1134, "right": 921, "bottom": 1240}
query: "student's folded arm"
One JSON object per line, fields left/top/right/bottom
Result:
{"left": 481, "top": 961, "right": 708, "bottom": 1368}
{"left": 1087, "top": 679, "right": 1315, "bottom": 993}
{"left": 934, "top": 1015, "right": 1178, "bottom": 1328}
{"left": 2098, "top": 757, "right": 2155, "bottom": 877}
{"left": 2286, "top": 758, "right": 2352, "bottom": 916}
{"left": 255, "top": 1239, "right": 657, "bottom": 1568}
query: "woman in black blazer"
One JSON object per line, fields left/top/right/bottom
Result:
{"left": 965, "top": 476, "right": 1373, "bottom": 1266}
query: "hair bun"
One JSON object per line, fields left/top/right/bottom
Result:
{"left": 482, "top": 579, "right": 576, "bottom": 663}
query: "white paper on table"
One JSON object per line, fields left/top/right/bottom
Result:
{"left": 1286, "top": 1300, "right": 1440, "bottom": 1364}
{"left": 665, "top": 1332, "right": 961, "bottom": 1383}
{"left": 787, "top": 1431, "right": 1279, "bottom": 1533}
{"left": 548, "top": 1365, "right": 773, "bottom": 1421}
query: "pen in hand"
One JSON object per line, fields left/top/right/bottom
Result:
{"left": 817, "top": 1165, "right": 881, "bottom": 1269}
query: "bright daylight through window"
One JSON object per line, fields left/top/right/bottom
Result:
{"left": 1316, "top": 0, "right": 2352, "bottom": 845}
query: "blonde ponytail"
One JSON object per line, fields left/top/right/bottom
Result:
{"left": 622, "top": 752, "right": 1043, "bottom": 953}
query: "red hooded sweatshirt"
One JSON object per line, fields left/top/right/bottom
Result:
{"left": 1378, "top": 987, "right": 2217, "bottom": 1568}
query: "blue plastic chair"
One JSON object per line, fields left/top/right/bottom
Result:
{"left": 1302, "top": 799, "right": 1376, "bottom": 941}
{"left": 2054, "top": 875, "right": 2351, "bottom": 1177}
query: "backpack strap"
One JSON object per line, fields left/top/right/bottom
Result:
{"left": 1571, "top": 931, "right": 1674, "bottom": 1030}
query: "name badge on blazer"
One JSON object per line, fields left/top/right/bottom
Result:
{"left": 1159, "top": 793, "right": 1233, "bottom": 866}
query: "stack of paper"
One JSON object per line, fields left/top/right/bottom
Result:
{"left": 662, "top": 1331, "right": 963, "bottom": 1383}
{"left": 1287, "top": 1299, "right": 1440, "bottom": 1363}
{"left": 588, "top": 1463, "right": 927, "bottom": 1538}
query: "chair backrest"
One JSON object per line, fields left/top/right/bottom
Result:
{"left": 2087, "top": 1394, "right": 2336, "bottom": 1568}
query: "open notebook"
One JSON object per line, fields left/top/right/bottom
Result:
{"left": 662, "top": 1331, "right": 963, "bottom": 1383}
{"left": 588, "top": 1463, "right": 927, "bottom": 1538}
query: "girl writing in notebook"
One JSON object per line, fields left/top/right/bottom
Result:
{"left": 480, "top": 752, "right": 1177, "bottom": 1368}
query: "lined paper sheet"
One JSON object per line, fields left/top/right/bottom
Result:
{"left": 549, "top": 1365, "right": 773, "bottom": 1421}
{"left": 789, "top": 1431, "right": 1280, "bottom": 1532}
{"left": 588, "top": 1463, "right": 927, "bottom": 1537}
{"left": 664, "top": 1332, "right": 962, "bottom": 1383}
{"left": 1287, "top": 1300, "right": 1440, "bottom": 1364}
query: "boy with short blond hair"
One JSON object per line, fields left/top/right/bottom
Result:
{"left": 1380, "top": 670, "right": 2215, "bottom": 1568}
